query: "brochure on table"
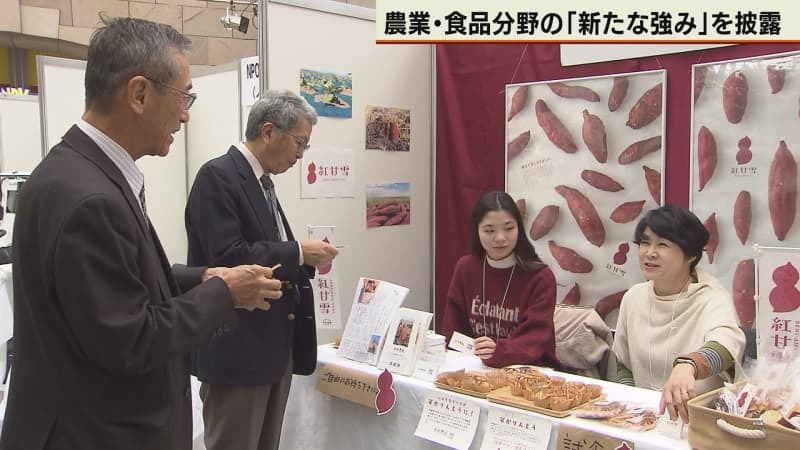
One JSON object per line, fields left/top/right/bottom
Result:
{"left": 377, "top": 307, "right": 433, "bottom": 376}
{"left": 337, "top": 277, "right": 409, "bottom": 366}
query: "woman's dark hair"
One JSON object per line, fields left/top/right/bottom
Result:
{"left": 633, "top": 205, "right": 709, "bottom": 272}
{"left": 469, "top": 191, "right": 544, "bottom": 271}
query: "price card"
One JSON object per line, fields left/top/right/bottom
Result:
{"left": 414, "top": 391, "right": 480, "bottom": 450}
{"left": 448, "top": 331, "right": 474, "bottom": 353}
{"left": 480, "top": 406, "right": 552, "bottom": 450}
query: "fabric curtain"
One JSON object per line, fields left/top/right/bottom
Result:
{"left": 434, "top": 43, "right": 800, "bottom": 331}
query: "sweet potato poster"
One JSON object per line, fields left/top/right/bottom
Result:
{"left": 365, "top": 182, "right": 411, "bottom": 228}
{"left": 505, "top": 70, "right": 666, "bottom": 323}
{"left": 691, "top": 51, "right": 800, "bottom": 330}
{"left": 365, "top": 105, "right": 411, "bottom": 152}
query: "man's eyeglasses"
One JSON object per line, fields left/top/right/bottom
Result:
{"left": 144, "top": 76, "right": 197, "bottom": 110}
{"left": 276, "top": 126, "right": 310, "bottom": 151}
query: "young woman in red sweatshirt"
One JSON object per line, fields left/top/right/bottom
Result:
{"left": 442, "top": 191, "right": 559, "bottom": 368}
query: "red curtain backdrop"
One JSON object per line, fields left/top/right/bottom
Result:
{"left": 434, "top": 43, "right": 800, "bottom": 331}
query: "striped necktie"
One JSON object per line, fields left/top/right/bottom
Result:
{"left": 138, "top": 185, "right": 148, "bottom": 222}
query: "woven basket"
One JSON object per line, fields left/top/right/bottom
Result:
{"left": 687, "top": 387, "right": 800, "bottom": 449}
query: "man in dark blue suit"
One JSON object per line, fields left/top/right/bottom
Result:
{"left": 186, "top": 90, "right": 338, "bottom": 450}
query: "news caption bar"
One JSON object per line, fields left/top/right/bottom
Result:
{"left": 375, "top": 1, "right": 797, "bottom": 43}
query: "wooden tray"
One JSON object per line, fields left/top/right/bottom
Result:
{"left": 433, "top": 381, "right": 498, "bottom": 399}
{"left": 487, "top": 386, "right": 603, "bottom": 418}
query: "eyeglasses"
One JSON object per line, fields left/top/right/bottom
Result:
{"left": 276, "top": 126, "right": 311, "bottom": 151}
{"left": 144, "top": 76, "right": 197, "bottom": 110}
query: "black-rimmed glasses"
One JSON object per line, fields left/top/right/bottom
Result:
{"left": 144, "top": 76, "right": 197, "bottom": 110}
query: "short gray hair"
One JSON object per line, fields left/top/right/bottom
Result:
{"left": 245, "top": 90, "right": 318, "bottom": 141}
{"left": 85, "top": 17, "right": 191, "bottom": 111}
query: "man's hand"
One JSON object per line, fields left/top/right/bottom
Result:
{"left": 300, "top": 239, "right": 338, "bottom": 267}
{"left": 204, "top": 265, "right": 282, "bottom": 311}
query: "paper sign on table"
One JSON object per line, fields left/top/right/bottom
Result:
{"left": 448, "top": 331, "right": 474, "bottom": 353}
{"left": 414, "top": 391, "right": 480, "bottom": 450}
{"left": 556, "top": 423, "right": 635, "bottom": 450}
{"left": 480, "top": 406, "right": 552, "bottom": 450}
{"left": 315, "top": 363, "right": 378, "bottom": 409}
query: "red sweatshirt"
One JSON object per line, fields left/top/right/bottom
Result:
{"left": 441, "top": 254, "right": 558, "bottom": 368}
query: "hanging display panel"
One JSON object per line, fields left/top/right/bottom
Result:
{"left": 691, "top": 51, "right": 800, "bottom": 330}
{"left": 506, "top": 70, "right": 666, "bottom": 322}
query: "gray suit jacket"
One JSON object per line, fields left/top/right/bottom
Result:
{"left": 0, "top": 126, "right": 235, "bottom": 450}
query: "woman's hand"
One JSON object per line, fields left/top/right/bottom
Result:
{"left": 473, "top": 336, "right": 496, "bottom": 360}
{"left": 659, "top": 363, "right": 696, "bottom": 423}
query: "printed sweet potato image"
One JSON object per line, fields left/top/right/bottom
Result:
{"left": 547, "top": 82, "right": 600, "bottom": 102}
{"left": 697, "top": 126, "right": 717, "bottom": 192}
{"left": 561, "top": 283, "right": 581, "bottom": 305}
{"left": 732, "top": 258, "right": 755, "bottom": 328}
{"left": 613, "top": 242, "right": 630, "bottom": 265}
{"left": 508, "top": 85, "right": 528, "bottom": 121}
{"left": 723, "top": 71, "right": 748, "bottom": 124}
{"left": 383, "top": 209, "right": 408, "bottom": 226}
{"left": 626, "top": 82, "right": 663, "bottom": 129}
{"left": 595, "top": 290, "right": 627, "bottom": 319}
{"left": 642, "top": 166, "right": 661, "bottom": 206}
{"left": 515, "top": 198, "right": 527, "bottom": 219}
{"left": 535, "top": 99, "right": 577, "bottom": 153}
{"left": 367, "top": 215, "right": 389, "bottom": 227}
{"left": 555, "top": 185, "right": 605, "bottom": 247}
{"left": 618, "top": 136, "right": 661, "bottom": 165}
{"left": 608, "top": 77, "right": 628, "bottom": 112}
{"left": 736, "top": 136, "right": 752, "bottom": 165}
{"left": 703, "top": 213, "right": 719, "bottom": 264}
{"left": 581, "top": 110, "right": 608, "bottom": 163}
{"left": 507, "top": 130, "right": 531, "bottom": 161}
{"left": 610, "top": 200, "right": 646, "bottom": 224}
{"left": 767, "top": 65, "right": 785, "bottom": 94}
{"left": 529, "top": 205, "right": 560, "bottom": 240}
{"left": 768, "top": 140, "right": 797, "bottom": 241}
{"left": 548, "top": 240, "right": 593, "bottom": 273}
{"left": 769, "top": 262, "right": 800, "bottom": 313}
{"left": 581, "top": 170, "right": 623, "bottom": 192}
{"left": 366, "top": 186, "right": 411, "bottom": 228}
{"left": 693, "top": 66, "right": 707, "bottom": 105}
{"left": 733, "top": 190, "right": 751, "bottom": 245}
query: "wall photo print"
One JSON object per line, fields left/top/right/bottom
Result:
{"left": 300, "top": 68, "right": 353, "bottom": 118}
{"left": 505, "top": 70, "right": 666, "bottom": 322}
{"left": 366, "top": 182, "right": 411, "bottom": 228}
{"left": 365, "top": 105, "right": 411, "bottom": 152}
{"left": 691, "top": 51, "right": 800, "bottom": 330}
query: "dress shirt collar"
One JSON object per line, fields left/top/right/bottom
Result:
{"left": 236, "top": 142, "right": 265, "bottom": 180}
{"left": 76, "top": 119, "right": 144, "bottom": 212}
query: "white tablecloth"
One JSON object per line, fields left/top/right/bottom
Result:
{"left": 280, "top": 345, "right": 689, "bottom": 449}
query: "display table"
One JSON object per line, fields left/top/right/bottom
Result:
{"left": 281, "top": 344, "right": 689, "bottom": 450}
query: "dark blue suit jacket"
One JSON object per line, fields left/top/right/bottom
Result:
{"left": 185, "top": 146, "right": 317, "bottom": 385}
